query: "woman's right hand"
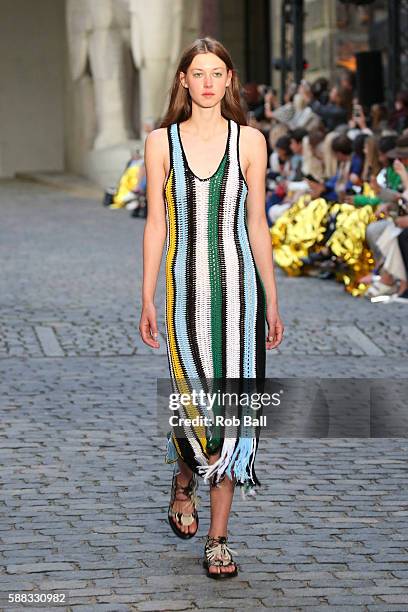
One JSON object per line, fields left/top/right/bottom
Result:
{"left": 139, "top": 303, "right": 160, "bottom": 348}
{"left": 393, "top": 159, "right": 406, "bottom": 177}
{"left": 374, "top": 203, "right": 389, "bottom": 219}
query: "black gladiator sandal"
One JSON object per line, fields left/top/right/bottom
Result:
{"left": 203, "top": 535, "right": 238, "bottom": 579}
{"left": 168, "top": 466, "right": 199, "bottom": 539}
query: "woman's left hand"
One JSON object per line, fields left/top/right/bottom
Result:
{"left": 393, "top": 159, "right": 408, "bottom": 180}
{"left": 266, "top": 307, "right": 284, "bottom": 349}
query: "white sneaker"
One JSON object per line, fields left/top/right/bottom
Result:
{"left": 365, "top": 281, "right": 398, "bottom": 299}
{"left": 125, "top": 201, "right": 139, "bottom": 211}
{"left": 370, "top": 295, "right": 395, "bottom": 304}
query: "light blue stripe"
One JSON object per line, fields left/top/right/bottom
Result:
{"left": 170, "top": 124, "right": 200, "bottom": 380}
{"left": 236, "top": 183, "right": 257, "bottom": 378}
{"left": 229, "top": 176, "right": 258, "bottom": 478}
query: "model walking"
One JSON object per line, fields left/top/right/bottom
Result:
{"left": 139, "top": 37, "right": 283, "bottom": 578}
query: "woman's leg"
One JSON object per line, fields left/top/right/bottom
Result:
{"left": 169, "top": 458, "right": 197, "bottom": 535}
{"left": 366, "top": 219, "right": 390, "bottom": 264}
{"left": 206, "top": 453, "right": 237, "bottom": 575}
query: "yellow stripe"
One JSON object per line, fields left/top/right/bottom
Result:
{"left": 165, "top": 169, "right": 207, "bottom": 453}
{"left": 165, "top": 169, "right": 183, "bottom": 381}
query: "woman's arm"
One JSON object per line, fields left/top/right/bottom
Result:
{"left": 139, "top": 129, "right": 167, "bottom": 348}
{"left": 393, "top": 159, "right": 408, "bottom": 191}
{"left": 243, "top": 126, "right": 284, "bottom": 349}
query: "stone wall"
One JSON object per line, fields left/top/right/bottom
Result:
{"left": 0, "top": 0, "right": 66, "bottom": 178}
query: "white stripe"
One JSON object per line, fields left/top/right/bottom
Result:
{"left": 193, "top": 179, "right": 214, "bottom": 379}
{"left": 223, "top": 121, "right": 241, "bottom": 377}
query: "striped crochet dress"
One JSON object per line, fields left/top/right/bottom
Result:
{"left": 164, "top": 116, "right": 266, "bottom": 494}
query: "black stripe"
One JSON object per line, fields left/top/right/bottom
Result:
{"left": 249, "top": 437, "right": 262, "bottom": 487}
{"left": 176, "top": 124, "right": 209, "bottom": 466}
{"left": 254, "top": 267, "right": 266, "bottom": 380}
{"left": 235, "top": 122, "right": 246, "bottom": 380}
{"left": 164, "top": 126, "right": 175, "bottom": 382}
{"left": 218, "top": 124, "right": 232, "bottom": 380}
{"left": 186, "top": 176, "right": 208, "bottom": 389}
{"left": 169, "top": 125, "right": 202, "bottom": 470}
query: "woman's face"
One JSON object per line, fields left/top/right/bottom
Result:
{"left": 180, "top": 53, "right": 231, "bottom": 108}
{"left": 335, "top": 151, "right": 349, "bottom": 162}
{"left": 290, "top": 139, "right": 302, "bottom": 155}
{"left": 329, "top": 86, "right": 338, "bottom": 104}
{"left": 277, "top": 147, "right": 289, "bottom": 161}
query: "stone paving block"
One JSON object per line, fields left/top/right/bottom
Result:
{"left": 137, "top": 601, "right": 195, "bottom": 611}
{"left": 379, "top": 595, "right": 408, "bottom": 603}
{"left": 5, "top": 563, "right": 76, "bottom": 574}
{"left": 261, "top": 596, "right": 327, "bottom": 607}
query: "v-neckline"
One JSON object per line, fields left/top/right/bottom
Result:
{"left": 177, "top": 118, "right": 231, "bottom": 182}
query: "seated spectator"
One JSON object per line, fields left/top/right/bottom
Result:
{"left": 109, "top": 148, "right": 146, "bottom": 216}
{"left": 265, "top": 136, "right": 293, "bottom": 225}
{"left": 311, "top": 77, "right": 329, "bottom": 106}
{"left": 388, "top": 91, "right": 408, "bottom": 134}
{"left": 302, "top": 128, "right": 326, "bottom": 182}
{"left": 313, "top": 85, "right": 351, "bottom": 131}
{"left": 362, "top": 135, "right": 381, "bottom": 182}
{"left": 351, "top": 135, "right": 397, "bottom": 209}
{"left": 269, "top": 135, "right": 292, "bottom": 179}
{"left": 308, "top": 134, "right": 353, "bottom": 202}
{"left": 289, "top": 128, "right": 308, "bottom": 181}
{"left": 344, "top": 132, "right": 369, "bottom": 190}
{"left": 288, "top": 82, "right": 320, "bottom": 131}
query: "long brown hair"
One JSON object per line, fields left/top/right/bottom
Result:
{"left": 362, "top": 135, "right": 381, "bottom": 180}
{"left": 160, "top": 37, "right": 247, "bottom": 128}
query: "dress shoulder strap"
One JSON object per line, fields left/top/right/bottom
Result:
{"left": 228, "top": 118, "right": 239, "bottom": 165}
{"left": 233, "top": 120, "right": 248, "bottom": 187}
{"left": 167, "top": 122, "right": 185, "bottom": 172}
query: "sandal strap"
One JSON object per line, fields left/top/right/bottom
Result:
{"left": 205, "top": 536, "right": 237, "bottom": 567}
{"left": 171, "top": 473, "right": 199, "bottom": 507}
{"left": 169, "top": 470, "right": 200, "bottom": 529}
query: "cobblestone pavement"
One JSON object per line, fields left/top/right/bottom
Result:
{"left": 1, "top": 179, "right": 408, "bottom": 611}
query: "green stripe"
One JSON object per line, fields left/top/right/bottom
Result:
{"left": 208, "top": 156, "right": 227, "bottom": 378}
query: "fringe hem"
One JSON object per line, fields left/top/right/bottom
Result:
{"left": 197, "top": 436, "right": 260, "bottom": 492}
{"left": 164, "top": 432, "right": 179, "bottom": 464}
{"left": 165, "top": 432, "right": 261, "bottom": 500}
